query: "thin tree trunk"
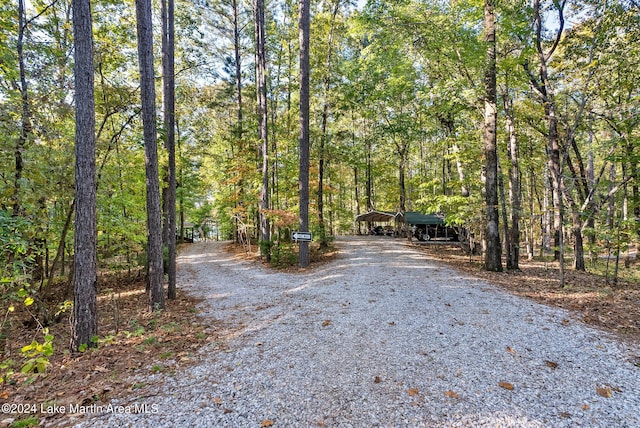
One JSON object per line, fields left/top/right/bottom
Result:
{"left": 298, "top": 0, "right": 311, "bottom": 267}
{"left": 528, "top": 165, "right": 536, "bottom": 260}
{"left": 317, "top": 0, "right": 342, "bottom": 248}
{"left": 354, "top": 166, "right": 361, "bottom": 235}
{"left": 452, "top": 144, "right": 469, "bottom": 197}
{"left": 233, "top": 0, "right": 243, "bottom": 136}
{"left": 366, "top": 133, "right": 373, "bottom": 211}
{"left": 504, "top": 90, "right": 520, "bottom": 269}
{"left": 14, "top": 0, "right": 32, "bottom": 217}
{"left": 523, "top": 0, "right": 567, "bottom": 284}
{"left": 483, "top": 0, "right": 502, "bottom": 271}
{"left": 255, "top": 0, "right": 270, "bottom": 258}
{"left": 571, "top": 206, "right": 585, "bottom": 270}
{"left": 498, "top": 157, "right": 511, "bottom": 266}
{"left": 397, "top": 143, "right": 408, "bottom": 215}
{"left": 162, "top": 0, "right": 177, "bottom": 299}
{"left": 135, "top": 0, "right": 164, "bottom": 310}
{"left": 71, "top": 0, "right": 97, "bottom": 351}
{"left": 232, "top": 0, "right": 244, "bottom": 244}
{"left": 44, "top": 199, "right": 75, "bottom": 292}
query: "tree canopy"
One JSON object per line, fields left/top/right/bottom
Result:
{"left": 1, "top": 0, "right": 638, "bottom": 357}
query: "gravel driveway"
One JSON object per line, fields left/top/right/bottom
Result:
{"left": 77, "top": 236, "right": 640, "bottom": 427}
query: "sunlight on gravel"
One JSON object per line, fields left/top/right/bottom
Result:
{"left": 71, "top": 236, "right": 640, "bottom": 428}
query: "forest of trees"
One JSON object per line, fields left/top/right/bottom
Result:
{"left": 1, "top": 0, "right": 638, "bottom": 350}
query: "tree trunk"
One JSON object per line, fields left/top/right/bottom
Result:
{"left": 14, "top": 0, "right": 32, "bottom": 217}
{"left": 71, "top": 0, "right": 97, "bottom": 351}
{"left": 498, "top": 157, "right": 511, "bottom": 267}
{"left": 571, "top": 208, "right": 585, "bottom": 270}
{"left": 482, "top": 0, "right": 502, "bottom": 272}
{"left": 398, "top": 144, "right": 408, "bottom": 215}
{"left": 45, "top": 199, "right": 75, "bottom": 292}
{"left": 504, "top": 90, "right": 520, "bottom": 270}
{"left": 354, "top": 166, "right": 361, "bottom": 235}
{"left": 136, "top": 0, "right": 164, "bottom": 310}
{"left": 527, "top": 0, "right": 566, "bottom": 285}
{"left": 232, "top": 0, "right": 244, "bottom": 245}
{"left": 366, "top": 134, "right": 373, "bottom": 211}
{"left": 626, "top": 140, "right": 639, "bottom": 240}
{"left": 255, "top": 0, "right": 270, "bottom": 258}
{"left": 298, "top": 0, "right": 311, "bottom": 268}
{"left": 162, "top": 0, "right": 177, "bottom": 299}
{"left": 317, "top": 0, "right": 342, "bottom": 248}
{"left": 452, "top": 143, "right": 469, "bottom": 197}
{"left": 233, "top": 0, "right": 243, "bottom": 136}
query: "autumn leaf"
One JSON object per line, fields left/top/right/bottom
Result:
{"left": 444, "top": 390, "right": 459, "bottom": 399}
{"left": 596, "top": 386, "right": 612, "bottom": 398}
{"left": 261, "top": 420, "right": 274, "bottom": 427}
{"left": 374, "top": 376, "right": 381, "bottom": 384}
{"left": 544, "top": 360, "right": 559, "bottom": 369}
{"left": 581, "top": 404, "right": 590, "bottom": 410}
{"left": 506, "top": 346, "right": 516, "bottom": 355}
{"left": 213, "top": 397, "right": 222, "bottom": 405}
{"left": 498, "top": 381, "right": 514, "bottom": 390}
{"left": 321, "top": 320, "right": 331, "bottom": 327}
{"left": 407, "top": 388, "right": 419, "bottom": 396}
{"left": 0, "top": 390, "right": 8, "bottom": 399}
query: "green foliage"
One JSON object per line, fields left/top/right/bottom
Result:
{"left": 142, "top": 336, "right": 158, "bottom": 346}
{"left": 0, "top": 211, "right": 33, "bottom": 288}
{"left": 0, "top": 358, "right": 15, "bottom": 384}
{"left": 270, "top": 243, "right": 298, "bottom": 268}
{"left": 259, "top": 240, "right": 273, "bottom": 260}
{"left": 19, "top": 328, "right": 54, "bottom": 374}
{"left": 10, "top": 416, "right": 39, "bottom": 428}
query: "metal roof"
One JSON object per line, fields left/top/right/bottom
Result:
{"left": 354, "top": 210, "right": 397, "bottom": 223}
{"left": 354, "top": 210, "right": 446, "bottom": 225}
{"left": 397, "top": 212, "right": 445, "bottom": 225}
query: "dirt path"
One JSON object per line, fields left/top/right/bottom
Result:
{"left": 76, "top": 236, "right": 640, "bottom": 427}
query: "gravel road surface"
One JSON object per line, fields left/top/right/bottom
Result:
{"left": 74, "top": 236, "right": 640, "bottom": 427}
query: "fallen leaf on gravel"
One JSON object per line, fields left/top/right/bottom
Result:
{"left": 498, "top": 381, "right": 514, "bottom": 390}
{"left": 322, "top": 320, "right": 331, "bottom": 327}
{"left": 544, "top": 360, "right": 559, "bottom": 369}
{"left": 444, "top": 390, "right": 459, "bottom": 399}
{"left": 223, "top": 408, "right": 233, "bottom": 414}
{"left": 0, "top": 391, "right": 8, "bottom": 399}
{"left": 581, "top": 404, "right": 590, "bottom": 410}
{"left": 261, "top": 420, "right": 274, "bottom": 427}
{"left": 374, "top": 376, "right": 381, "bottom": 384}
{"left": 407, "top": 388, "right": 419, "bottom": 396}
{"left": 213, "top": 397, "right": 222, "bottom": 405}
{"left": 596, "top": 386, "right": 612, "bottom": 398}
{"left": 506, "top": 346, "right": 516, "bottom": 355}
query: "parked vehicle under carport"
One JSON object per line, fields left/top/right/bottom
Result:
{"left": 400, "top": 212, "right": 460, "bottom": 242}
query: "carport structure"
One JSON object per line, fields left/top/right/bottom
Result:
{"left": 397, "top": 212, "right": 459, "bottom": 241}
{"left": 354, "top": 210, "right": 399, "bottom": 236}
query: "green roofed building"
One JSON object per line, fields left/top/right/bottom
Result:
{"left": 354, "top": 211, "right": 459, "bottom": 241}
